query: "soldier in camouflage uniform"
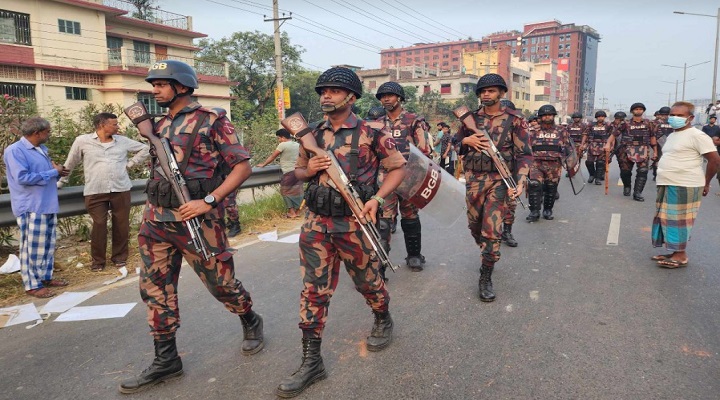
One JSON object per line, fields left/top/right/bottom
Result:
{"left": 374, "top": 81, "right": 431, "bottom": 272}
{"left": 456, "top": 74, "right": 533, "bottom": 302}
{"left": 119, "top": 61, "right": 264, "bottom": 394}
{"left": 568, "top": 111, "right": 587, "bottom": 159}
{"left": 583, "top": 110, "right": 613, "bottom": 185}
{"left": 526, "top": 105, "right": 570, "bottom": 222}
{"left": 499, "top": 99, "right": 520, "bottom": 247}
{"left": 652, "top": 106, "right": 673, "bottom": 181}
{"left": 276, "top": 67, "right": 406, "bottom": 398}
{"left": 605, "top": 103, "right": 658, "bottom": 201}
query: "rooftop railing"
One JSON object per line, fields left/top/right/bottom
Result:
{"left": 103, "top": 0, "right": 191, "bottom": 30}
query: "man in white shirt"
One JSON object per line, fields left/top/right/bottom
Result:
{"left": 651, "top": 102, "right": 720, "bottom": 268}
{"left": 60, "top": 113, "right": 149, "bottom": 271}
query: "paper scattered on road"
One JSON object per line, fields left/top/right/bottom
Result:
{"left": 276, "top": 234, "right": 300, "bottom": 244}
{"left": 0, "top": 303, "right": 41, "bottom": 328}
{"left": 102, "top": 266, "right": 128, "bottom": 285}
{"left": 258, "top": 230, "right": 278, "bottom": 242}
{"left": 55, "top": 303, "right": 137, "bottom": 322}
{"left": 0, "top": 254, "right": 20, "bottom": 274}
{"left": 39, "top": 291, "right": 98, "bottom": 314}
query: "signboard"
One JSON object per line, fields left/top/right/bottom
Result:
{"left": 274, "top": 87, "right": 291, "bottom": 108}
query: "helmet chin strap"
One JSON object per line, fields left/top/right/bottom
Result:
{"left": 321, "top": 93, "right": 354, "bottom": 113}
{"left": 383, "top": 100, "right": 400, "bottom": 112}
{"left": 157, "top": 83, "right": 191, "bottom": 107}
{"left": 481, "top": 99, "right": 498, "bottom": 107}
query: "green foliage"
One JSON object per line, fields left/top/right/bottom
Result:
{"left": 236, "top": 190, "right": 287, "bottom": 227}
{"left": 418, "top": 90, "right": 453, "bottom": 124}
{"left": 402, "top": 86, "right": 419, "bottom": 113}
{"left": 0, "top": 227, "right": 16, "bottom": 247}
{"left": 197, "top": 31, "right": 304, "bottom": 123}
{"left": 0, "top": 95, "right": 37, "bottom": 192}
{"left": 285, "top": 70, "right": 323, "bottom": 123}
{"left": 241, "top": 112, "right": 282, "bottom": 167}
{"left": 129, "top": 0, "right": 156, "bottom": 21}
{"left": 56, "top": 216, "right": 90, "bottom": 240}
{"left": 451, "top": 92, "right": 479, "bottom": 114}
{"left": 353, "top": 95, "right": 381, "bottom": 119}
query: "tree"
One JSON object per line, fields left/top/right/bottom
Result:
{"left": 129, "top": 0, "right": 156, "bottom": 21}
{"left": 418, "top": 90, "right": 453, "bottom": 123}
{"left": 0, "top": 94, "right": 37, "bottom": 193}
{"left": 402, "top": 85, "right": 419, "bottom": 113}
{"left": 284, "top": 70, "right": 323, "bottom": 124}
{"left": 353, "top": 93, "right": 381, "bottom": 119}
{"left": 196, "top": 31, "right": 304, "bottom": 122}
{"left": 451, "top": 92, "right": 479, "bottom": 114}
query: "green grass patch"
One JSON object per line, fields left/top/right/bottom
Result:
{"left": 237, "top": 189, "right": 289, "bottom": 230}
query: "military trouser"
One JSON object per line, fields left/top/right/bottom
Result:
{"left": 223, "top": 189, "right": 239, "bottom": 221}
{"left": 298, "top": 227, "right": 389, "bottom": 338}
{"left": 138, "top": 220, "right": 252, "bottom": 341}
{"left": 465, "top": 170, "right": 507, "bottom": 265}
{"left": 617, "top": 151, "right": 649, "bottom": 188}
{"left": 503, "top": 194, "right": 516, "bottom": 225}
{"left": 529, "top": 159, "right": 562, "bottom": 185}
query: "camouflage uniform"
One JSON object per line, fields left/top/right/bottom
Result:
{"left": 527, "top": 123, "right": 570, "bottom": 220}
{"left": 584, "top": 121, "right": 613, "bottom": 184}
{"left": 613, "top": 118, "right": 657, "bottom": 199}
{"left": 296, "top": 112, "right": 405, "bottom": 338}
{"left": 138, "top": 102, "right": 253, "bottom": 340}
{"left": 376, "top": 109, "right": 430, "bottom": 270}
{"left": 568, "top": 121, "right": 586, "bottom": 156}
{"left": 456, "top": 107, "right": 532, "bottom": 271}
{"left": 653, "top": 119, "right": 673, "bottom": 180}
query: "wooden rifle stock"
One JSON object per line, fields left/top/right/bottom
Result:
{"left": 604, "top": 148, "right": 610, "bottom": 195}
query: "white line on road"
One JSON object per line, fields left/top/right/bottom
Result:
{"left": 607, "top": 213, "right": 621, "bottom": 246}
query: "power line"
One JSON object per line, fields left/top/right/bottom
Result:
{"left": 286, "top": 22, "right": 379, "bottom": 54}
{"left": 329, "top": 0, "right": 436, "bottom": 44}
{"left": 393, "top": 0, "right": 471, "bottom": 39}
{"left": 359, "top": 0, "right": 452, "bottom": 42}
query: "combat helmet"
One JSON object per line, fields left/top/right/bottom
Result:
{"left": 475, "top": 73, "right": 508, "bottom": 95}
{"left": 614, "top": 111, "right": 627, "bottom": 119}
{"left": 315, "top": 66, "right": 363, "bottom": 98}
{"left": 630, "top": 102, "right": 646, "bottom": 111}
{"left": 537, "top": 104, "right": 557, "bottom": 116}
{"left": 375, "top": 82, "right": 405, "bottom": 101}
{"left": 366, "top": 106, "right": 386, "bottom": 120}
{"left": 595, "top": 110, "right": 607, "bottom": 118}
{"left": 145, "top": 60, "right": 198, "bottom": 89}
{"left": 658, "top": 106, "right": 671, "bottom": 115}
{"left": 499, "top": 99, "right": 516, "bottom": 110}
{"left": 571, "top": 111, "right": 583, "bottom": 119}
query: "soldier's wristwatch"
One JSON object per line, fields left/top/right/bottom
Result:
{"left": 203, "top": 194, "right": 218, "bottom": 208}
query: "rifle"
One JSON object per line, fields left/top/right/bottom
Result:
{"left": 280, "top": 112, "right": 398, "bottom": 274}
{"left": 124, "top": 102, "right": 215, "bottom": 261}
{"left": 452, "top": 105, "right": 526, "bottom": 209}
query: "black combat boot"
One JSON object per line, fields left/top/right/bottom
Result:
{"left": 594, "top": 161, "right": 604, "bottom": 185}
{"left": 620, "top": 170, "right": 632, "bottom": 196}
{"left": 542, "top": 182, "right": 557, "bottom": 220}
{"left": 119, "top": 338, "right": 183, "bottom": 394}
{"left": 401, "top": 218, "right": 425, "bottom": 271}
{"left": 478, "top": 263, "right": 496, "bottom": 302}
{"left": 227, "top": 218, "right": 242, "bottom": 238}
{"left": 366, "top": 310, "right": 394, "bottom": 352}
{"left": 276, "top": 338, "right": 327, "bottom": 398}
{"left": 501, "top": 224, "right": 518, "bottom": 247}
{"left": 633, "top": 171, "right": 648, "bottom": 202}
{"left": 586, "top": 160, "right": 595, "bottom": 183}
{"left": 239, "top": 310, "right": 264, "bottom": 355}
{"left": 526, "top": 180, "right": 542, "bottom": 222}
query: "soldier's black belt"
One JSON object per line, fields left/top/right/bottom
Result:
{"left": 145, "top": 176, "right": 222, "bottom": 208}
{"left": 532, "top": 145, "right": 563, "bottom": 153}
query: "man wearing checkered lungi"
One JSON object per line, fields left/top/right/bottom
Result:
{"left": 3, "top": 117, "right": 70, "bottom": 298}
{"left": 651, "top": 102, "right": 720, "bottom": 268}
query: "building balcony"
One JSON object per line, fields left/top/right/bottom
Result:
{"left": 103, "top": 0, "right": 192, "bottom": 30}
{"left": 107, "top": 48, "right": 228, "bottom": 79}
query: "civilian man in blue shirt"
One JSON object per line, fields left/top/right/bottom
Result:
{"left": 3, "top": 117, "right": 70, "bottom": 298}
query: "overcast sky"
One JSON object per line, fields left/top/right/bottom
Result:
{"left": 169, "top": 0, "right": 719, "bottom": 114}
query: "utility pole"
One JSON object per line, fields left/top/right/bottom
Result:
{"left": 264, "top": 1, "right": 291, "bottom": 121}
{"left": 599, "top": 95, "right": 608, "bottom": 110}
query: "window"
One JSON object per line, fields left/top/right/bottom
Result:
{"left": 65, "top": 87, "right": 89, "bottom": 100}
{"left": 406, "top": 51, "right": 412, "bottom": 55}
{"left": 440, "top": 84, "right": 451, "bottom": 94}
{"left": 368, "top": 80, "right": 376, "bottom": 89}
{"left": 107, "top": 36, "right": 123, "bottom": 65}
{"left": 138, "top": 93, "right": 167, "bottom": 115}
{"left": 452, "top": 57, "right": 458, "bottom": 62}
{"left": 0, "top": 81, "right": 35, "bottom": 98}
{"left": 514, "top": 91, "right": 519, "bottom": 99}
{"left": 560, "top": 36, "right": 565, "bottom": 41}
{"left": 133, "top": 40, "right": 151, "bottom": 64}
{"left": 442, "top": 61, "right": 448, "bottom": 66}
{"left": 432, "top": 55, "right": 439, "bottom": 60}
{"left": 0, "top": 9, "right": 31, "bottom": 45}
{"left": 424, "top": 49, "right": 429, "bottom": 53}
{"left": 452, "top": 50, "right": 459, "bottom": 54}
{"left": 406, "top": 58, "right": 412, "bottom": 63}
{"left": 443, "top": 54, "right": 449, "bottom": 59}
{"left": 512, "top": 74, "right": 521, "bottom": 83}
{"left": 524, "top": 93, "right": 530, "bottom": 101}
{"left": 565, "top": 52, "right": 571, "bottom": 58}
{"left": 534, "top": 94, "right": 549, "bottom": 101}
{"left": 414, "top": 57, "right": 420, "bottom": 62}
{"left": 461, "top": 83, "right": 475, "bottom": 93}
{"left": 565, "top": 44, "right": 571, "bottom": 49}
{"left": 423, "top": 85, "right": 431, "bottom": 94}
{"left": 58, "top": 19, "right": 81, "bottom": 35}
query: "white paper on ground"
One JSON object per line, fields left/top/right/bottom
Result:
{"left": 102, "top": 266, "right": 128, "bottom": 285}
{"left": 257, "top": 230, "right": 278, "bottom": 242}
{"left": 0, "top": 303, "right": 41, "bottom": 328}
{"left": 55, "top": 303, "right": 137, "bottom": 322}
{"left": 276, "top": 234, "right": 300, "bottom": 244}
{"left": 0, "top": 254, "right": 20, "bottom": 274}
{"left": 39, "top": 291, "right": 99, "bottom": 314}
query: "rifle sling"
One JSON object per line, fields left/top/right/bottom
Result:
{"left": 348, "top": 125, "right": 361, "bottom": 184}
{"left": 178, "top": 112, "right": 209, "bottom": 174}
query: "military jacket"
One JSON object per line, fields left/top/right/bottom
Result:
{"left": 654, "top": 119, "right": 673, "bottom": 148}
{"left": 144, "top": 102, "right": 250, "bottom": 222}
{"left": 567, "top": 121, "right": 586, "bottom": 147}
{"left": 621, "top": 118, "right": 657, "bottom": 162}
{"left": 297, "top": 112, "right": 406, "bottom": 233}
{"left": 456, "top": 106, "right": 533, "bottom": 180}
{"left": 587, "top": 122, "right": 612, "bottom": 156}
{"left": 529, "top": 124, "right": 570, "bottom": 161}
{"left": 379, "top": 109, "right": 430, "bottom": 157}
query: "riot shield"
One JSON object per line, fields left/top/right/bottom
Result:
{"left": 564, "top": 138, "right": 585, "bottom": 195}
{"left": 394, "top": 144, "right": 466, "bottom": 227}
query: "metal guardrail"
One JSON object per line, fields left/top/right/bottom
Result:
{"left": 0, "top": 166, "right": 283, "bottom": 228}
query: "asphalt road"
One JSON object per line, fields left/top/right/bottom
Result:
{"left": 1, "top": 168, "right": 720, "bottom": 400}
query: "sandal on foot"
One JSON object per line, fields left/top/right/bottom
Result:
{"left": 26, "top": 288, "right": 55, "bottom": 298}
{"left": 91, "top": 265, "right": 105, "bottom": 272}
{"left": 650, "top": 254, "right": 675, "bottom": 261}
{"left": 657, "top": 258, "right": 688, "bottom": 268}
{"left": 41, "top": 278, "right": 69, "bottom": 287}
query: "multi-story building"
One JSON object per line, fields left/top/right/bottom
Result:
{"left": 379, "top": 20, "right": 599, "bottom": 117}
{"left": 357, "top": 67, "right": 478, "bottom": 102}
{"left": 0, "top": 0, "right": 231, "bottom": 116}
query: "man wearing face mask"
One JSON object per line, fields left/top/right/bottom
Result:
{"left": 605, "top": 103, "right": 658, "bottom": 201}
{"left": 651, "top": 101, "right": 720, "bottom": 268}
{"left": 456, "top": 73, "right": 533, "bottom": 302}
{"left": 584, "top": 111, "right": 612, "bottom": 185}
{"left": 652, "top": 107, "right": 673, "bottom": 181}
{"left": 374, "top": 81, "right": 430, "bottom": 273}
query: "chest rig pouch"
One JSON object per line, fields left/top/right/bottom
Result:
{"left": 145, "top": 112, "right": 225, "bottom": 208}
{"left": 305, "top": 126, "right": 378, "bottom": 217}
{"left": 463, "top": 114, "right": 514, "bottom": 173}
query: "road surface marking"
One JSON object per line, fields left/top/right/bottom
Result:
{"left": 607, "top": 213, "right": 621, "bottom": 245}
{"left": 617, "top": 178, "right": 623, "bottom": 186}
